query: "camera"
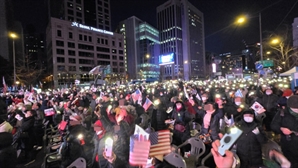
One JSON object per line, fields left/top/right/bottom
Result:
{"left": 218, "top": 126, "right": 243, "bottom": 156}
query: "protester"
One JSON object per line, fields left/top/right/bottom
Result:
{"left": 0, "top": 76, "right": 294, "bottom": 167}
{"left": 271, "top": 95, "right": 298, "bottom": 167}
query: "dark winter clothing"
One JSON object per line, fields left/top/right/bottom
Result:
{"left": 0, "top": 132, "right": 17, "bottom": 168}
{"left": 271, "top": 107, "right": 298, "bottom": 167}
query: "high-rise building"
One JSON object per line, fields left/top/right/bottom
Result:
{"left": 48, "top": 0, "right": 111, "bottom": 31}
{"left": 46, "top": 18, "right": 124, "bottom": 87}
{"left": 293, "top": 17, "right": 298, "bottom": 48}
{"left": 157, "top": 0, "right": 205, "bottom": 80}
{"left": 116, "top": 16, "right": 160, "bottom": 80}
{"left": 0, "top": 0, "right": 10, "bottom": 61}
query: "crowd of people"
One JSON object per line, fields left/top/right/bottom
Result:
{"left": 0, "top": 77, "right": 298, "bottom": 168}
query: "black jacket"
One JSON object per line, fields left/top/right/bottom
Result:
{"left": 196, "top": 108, "right": 223, "bottom": 141}
{"left": 0, "top": 132, "right": 17, "bottom": 168}
{"left": 236, "top": 119, "right": 267, "bottom": 168}
{"left": 271, "top": 108, "right": 298, "bottom": 167}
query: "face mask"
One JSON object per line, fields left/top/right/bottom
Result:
{"left": 285, "top": 96, "right": 290, "bottom": 99}
{"left": 290, "top": 108, "right": 298, "bottom": 113}
{"left": 244, "top": 116, "right": 253, "bottom": 123}
{"left": 235, "top": 102, "right": 241, "bottom": 106}
{"left": 202, "top": 97, "right": 207, "bottom": 101}
{"left": 266, "top": 91, "right": 272, "bottom": 95}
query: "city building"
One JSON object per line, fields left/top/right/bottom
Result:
{"left": 116, "top": 16, "right": 160, "bottom": 80}
{"left": 46, "top": 18, "right": 124, "bottom": 87}
{"left": 293, "top": 17, "right": 298, "bottom": 48}
{"left": 157, "top": 0, "right": 205, "bottom": 80}
{"left": 48, "top": 0, "right": 111, "bottom": 31}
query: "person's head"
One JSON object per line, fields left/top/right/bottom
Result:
{"left": 282, "top": 88, "right": 293, "bottom": 99}
{"left": 242, "top": 109, "right": 255, "bottom": 123}
{"left": 174, "top": 100, "right": 184, "bottom": 111}
{"left": 287, "top": 95, "right": 298, "bottom": 114}
{"left": 103, "top": 94, "right": 110, "bottom": 102}
{"left": 32, "top": 102, "right": 41, "bottom": 110}
{"left": 265, "top": 88, "right": 273, "bottom": 95}
{"left": 25, "top": 110, "right": 36, "bottom": 118}
{"left": 201, "top": 93, "right": 208, "bottom": 102}
{"left": 234, "top": 97, "right": 242, "bottom": 106}
{"left": 93, "top": 120, "right": 106, "bottom": 139}
{"left": 204, "top": 102, "right": 217, "bottom": 112}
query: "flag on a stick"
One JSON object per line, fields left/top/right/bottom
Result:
{"left": 129, "top": 125, "right": 150, "bottom": 167}
{"left": 2, "top": 76, "right": 7, "bottom": 94}
{"left": 235, "top": 89, "right": 243, "bottom": 98}
{"left": 143, "top": 97, "right": 152, "bottom": 111}
{"left": 149, "top": 130, "right": 171, "bottom": 157}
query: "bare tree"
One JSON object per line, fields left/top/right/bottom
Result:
{"left": 15, "top": 55, "right": 45, "bottom": 86}
{"left": 264, "top": 25, "right": 298, "bottom": 72}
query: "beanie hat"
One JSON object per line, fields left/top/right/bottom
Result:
{"left": 287, "top": 95, "right": 298, "bottom": 108}
{"left": 242, "top": 109, "right": 254, "bottom": 115}
{"left": 282, "top": 89, "right": 293, "bottom": 97}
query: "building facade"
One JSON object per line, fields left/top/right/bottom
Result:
{"left": 46, "top": 18, "right": 124, "bottom": 87}
{"left": 48, "top": 0, "right": 111, "bottom": 31}
{"left": 293, "top": 17, "right": 298, "bottom": 48}
{"left": 117, "top": 16, "right": 160, "bottom": 80}
{"left": 157, "top": 0, "right": 205, "bottom": 80}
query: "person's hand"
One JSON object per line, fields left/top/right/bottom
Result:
{"left": 189, "top": 99, "right": 195, "bottom": 106}
{"left": 252, "top": 127, "right": 260, "bottom": 135}
{"left": 280, "top": 127, "right": 292, "bottom": 135}
{"left": 103, "top": 150, "right": 116, "bottom": 163}
{"left": 211, "top": 133, "right": 234, "bottom": 168}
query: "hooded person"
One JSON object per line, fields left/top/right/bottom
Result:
{"left": 170, "top": 100, "right": 191, "bottom": 153}
{"left": 235, "top": 109, "right": 267, "bottom": 168}
{"left": 271, "top": 95, "right": 298, "bottom": 167}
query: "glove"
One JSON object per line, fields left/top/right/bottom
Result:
{"left": 252, "top": 127, "right": 260, "bottom": 135}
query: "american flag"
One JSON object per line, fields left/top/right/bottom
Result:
{"left": 132, "top": 89, "right": 142, "bottom": 101}
{"left": 143, "top": 98, "right": 152, "bottom": 111}
{"left": 235, "top": 89, "right": 243, "bottom": 97}
{"left": 149, "top": 130, "right": 171, "bottom": 157}
{"left": 129, "top": 126, "right": 150, "bottom": 166}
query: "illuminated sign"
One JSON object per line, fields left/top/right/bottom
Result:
{"left": 71, "top": 22, "right": 114, "bottom": 35}
{"left": 159, "top": 53, "right": 174, "bottom": 65}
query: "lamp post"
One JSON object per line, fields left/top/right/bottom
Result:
{"left": 10, "top": 33, "right": 17, "bottom": 84}
{"left": 236, "top": 13, "right": 263, "bottom": 62}
{"left": 259, "top": 13, "right": 263, "bottom": 63}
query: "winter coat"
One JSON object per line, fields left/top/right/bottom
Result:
{"left": 260, "top": 94, "right": 279, "bottom": 113}
{"left": 236, "top": 119, "right": 267, "bottom": 168}
{"left": 196, "top": 108, "right": 223, "bottom": 141}
{"left": 0, "top": 132, "right": 17, "bottom": 168}
{"left": 151, "top": 103, "right": 168, "bottom": 131}
{"left": 271, "top": 107, "right": 298, "bottom": 167}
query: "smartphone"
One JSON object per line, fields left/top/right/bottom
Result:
{"left": 218, "top": 126, "right": 243, "bottom": 156}
{"left": 105, "top": 137, "right": 113, "bottom": 157}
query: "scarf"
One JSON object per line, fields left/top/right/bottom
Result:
{"left": 203, "top": 110, "right": 215, "bottom": 129}
{"left": 289, "top": 108, "right": 298, "bottom": 119}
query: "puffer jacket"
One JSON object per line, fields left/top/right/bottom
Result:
{"left": 271, "top": 107, "right": 298, "bottom": 167}
{"left": 236, "top": 119, "right": 267, "bottom": 168}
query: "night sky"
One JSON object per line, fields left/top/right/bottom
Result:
{"left": 13, "top": 0, "right": 298, "bottom": 54}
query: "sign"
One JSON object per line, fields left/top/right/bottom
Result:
{"left": 71, "top": 22, "right": 113, "bottom": 35}
{"left": 159, "top": 53, "right": 174, "bottom": 65}
{"left": 261, "top": 60, "right": 274, "bottom": 68}
{"left": 255, "top": 63, "right": 263, "bottom": 70}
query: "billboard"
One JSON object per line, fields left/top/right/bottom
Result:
{"left": 159, "top": 53, "right": 174, "bottom": 65}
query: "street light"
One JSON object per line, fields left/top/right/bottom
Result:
{"left": 271, "top": 38, "right": 280, "bottom": 45}
{"left": 9, "top": 33, "right": 17, "bottom": 84}
{"left": 146, "top": 54, "right": 150, "bottom": 59}
{"left": 236, "top": 13, "right": 263, "bottom": 63}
